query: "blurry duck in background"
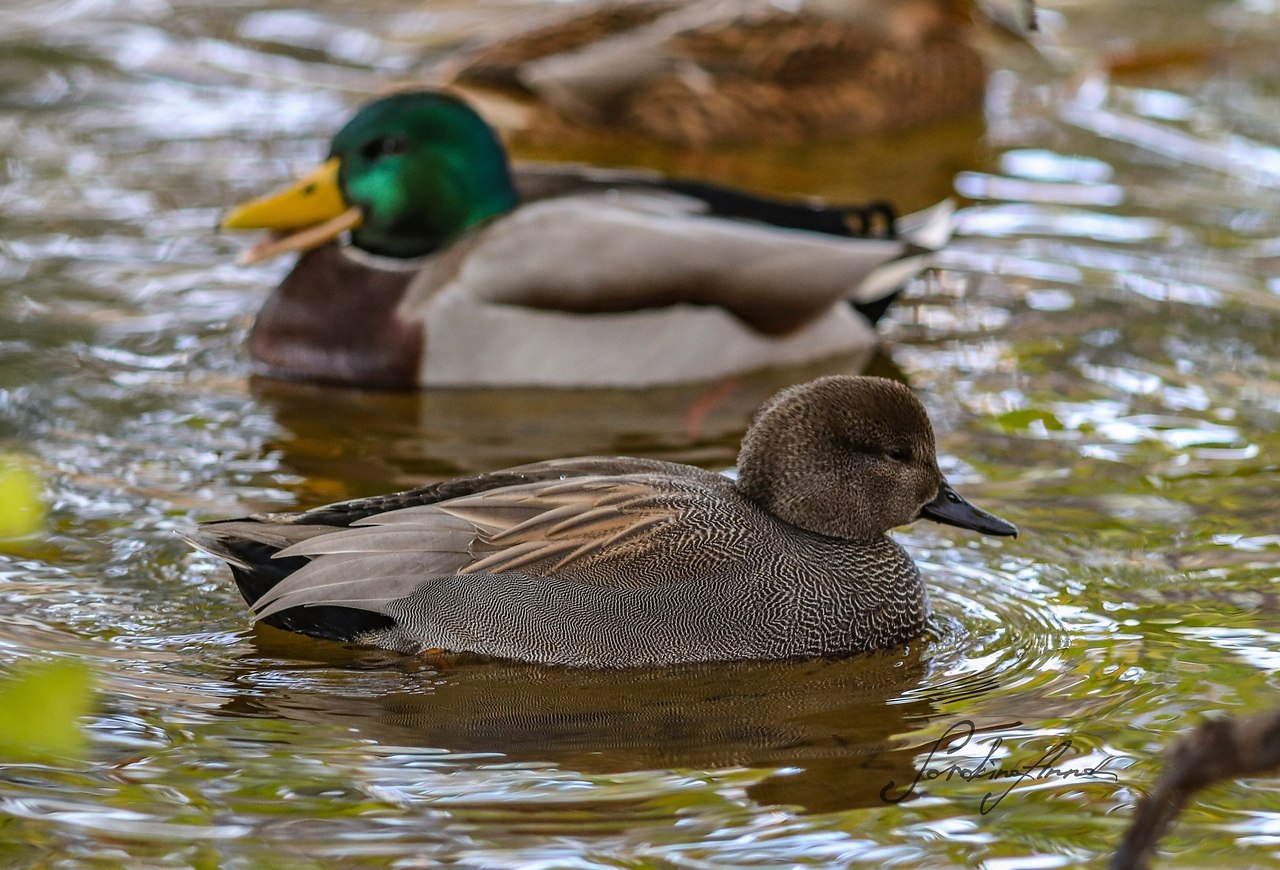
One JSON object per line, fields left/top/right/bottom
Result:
{"left": 222, "top": 90, "right": 952, "bottom": 389}
{"left": 435, "top": 0, "right": 992, "bottom": 147}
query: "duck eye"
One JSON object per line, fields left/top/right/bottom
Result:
{"left": 360, "top": 136, "right": 409, "bottom": 161}
{"left": 887, "top": 447, "right": 911, "bottom": 462}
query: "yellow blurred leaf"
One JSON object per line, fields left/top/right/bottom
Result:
{"left": 0, "top": 453, "right": 46, "bottom": 541}
{"left": 0, "top": 660, "right": 95, "bottom": 760}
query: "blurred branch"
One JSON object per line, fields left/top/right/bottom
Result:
{"left": 1112, "top": 709, "right": 1280, "bottom": 870}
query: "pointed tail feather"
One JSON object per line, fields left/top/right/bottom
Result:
{"left": 898, "top": 198, "right": 957, "bottom": 252}
{"left": 179, "top": 522, "right": 395, "bottom": 642}
{"left": 849, "top": 199, "right": 955, "bottom": 311}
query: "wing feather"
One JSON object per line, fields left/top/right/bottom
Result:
{"left": 455, "top": 197, "right": 951, "bottom": 333}
{"left": 255, "top": 573, "right": 441, "bottom": 621}
{"left": 237, "top": 473, "right": 718, "bottom": 623}
{"left": 183, "top": 521, "right": 336, "bottom": 566}
{"left": 485, "top": 501, "right": 609, "bottom": 542}
{"left": 462, "top": 539, "right": 587, "bottom": 575}
{"left": 274, "top": 525, "right": 475, "bottom": 559}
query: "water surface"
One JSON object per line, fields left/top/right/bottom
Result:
{"left": 2, "top": 1, "right": 1280, "bottom": 866}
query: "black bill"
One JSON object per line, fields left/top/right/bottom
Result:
{"left": 920, "top": 481, "right": 1018, "bottom": 537}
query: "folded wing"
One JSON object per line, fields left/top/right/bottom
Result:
{"left": 460, "top": 192, "right": 950, "bottom": 333}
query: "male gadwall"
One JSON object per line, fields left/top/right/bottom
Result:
{"left": 185, "top": 376, "right": 1016, "bottom": 667}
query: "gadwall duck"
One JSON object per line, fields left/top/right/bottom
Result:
{"left": 437, "top": 0, "right": 988, "bottom": 146}
{"left": 185, "top": 376, "right": 1016, "bottom": 667}
{"left": 220, "top": 90, "right": 952, "bottom": 388}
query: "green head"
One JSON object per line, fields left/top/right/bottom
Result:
{"left": 330, "top": 91, "right": 518, "bottom": 258}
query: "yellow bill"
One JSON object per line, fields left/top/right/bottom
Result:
{"left": 221, "top": 158, "right": 364, "bottom": 265}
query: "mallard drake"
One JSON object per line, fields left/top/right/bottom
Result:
{"left": 436, "top": 0, "right": 988, "bottom": 146}
{"left": 222, "top": 90, "right": 953, "bottom": 389}
{"left": 184, "top": 376, "right": 1017, "bottom": 667}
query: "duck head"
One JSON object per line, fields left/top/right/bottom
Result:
{"left": 222, "top": 91, "right": 518, "bottom": 263}
{"left": 736, "top": 376, "right": 1017, "bottom": 543}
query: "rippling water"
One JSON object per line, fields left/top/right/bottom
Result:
{"left": 3, "top": 0, "right": 1280, "bottom": 866}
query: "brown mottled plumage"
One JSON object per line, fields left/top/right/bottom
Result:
{"left": 439, "top": 0, "right": 987, "bottom": 146}
{"left": 445, "top": 1, "right": 681, "bottom": 90}
{"left": 183, "top": 376, "right": 1016, "bottom": 667}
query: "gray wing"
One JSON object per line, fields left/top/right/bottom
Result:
{"left": 458, "top": 195, "right": 947, "bottom": 333}
{"left": 182, "top": 456, "right": 696, "bottom": 576}
{"left": 249, "top": 469, "right": 737, "bottom": 623}
{"left": 246, "top": 455, "right": 688, "bottom": 527}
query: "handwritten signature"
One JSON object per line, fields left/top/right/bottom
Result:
{"left": 881, "top": 719, "right": 1127, "bottom": 813}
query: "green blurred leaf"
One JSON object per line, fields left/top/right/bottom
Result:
{"left": 0, "top": 660, "right": 95, "bottom": 760}
{"left": 993, "top": 408, "right": 1065, "bottom": 433}
{"left": 0, "top": 453, "right": 47, "bottom": 542}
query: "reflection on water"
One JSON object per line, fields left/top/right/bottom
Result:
{"left": 224, "top": 635, "right": 935, "bottom": 814}
{"left": 245, "top": 351, "right": 876, "bottom": 501}
{"left": 3, "top": 0, "right": 1280, "bottom": 866}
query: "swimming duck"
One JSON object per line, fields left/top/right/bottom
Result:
{"left": 436, "top": 0, "right": 989, "bottom": 146}
{"left": 221, "top": 90, "right": 953, "bottom": 389}
{"left": 184, "top": 376, "right": 1017, "bottom": 667}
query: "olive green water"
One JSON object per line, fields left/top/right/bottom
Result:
{"left": 2, "top": 0, "right": 1280, "bottom": 866}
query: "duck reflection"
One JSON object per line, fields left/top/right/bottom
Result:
{"left": 222, "top": 627, "right": 935, "bottom": 814}
{"left": 247, "top": 349, "right": 904, "bottom": 506}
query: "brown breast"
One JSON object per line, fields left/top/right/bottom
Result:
{"left": 248, "top": 243, "right": 424, "bottom": 389}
